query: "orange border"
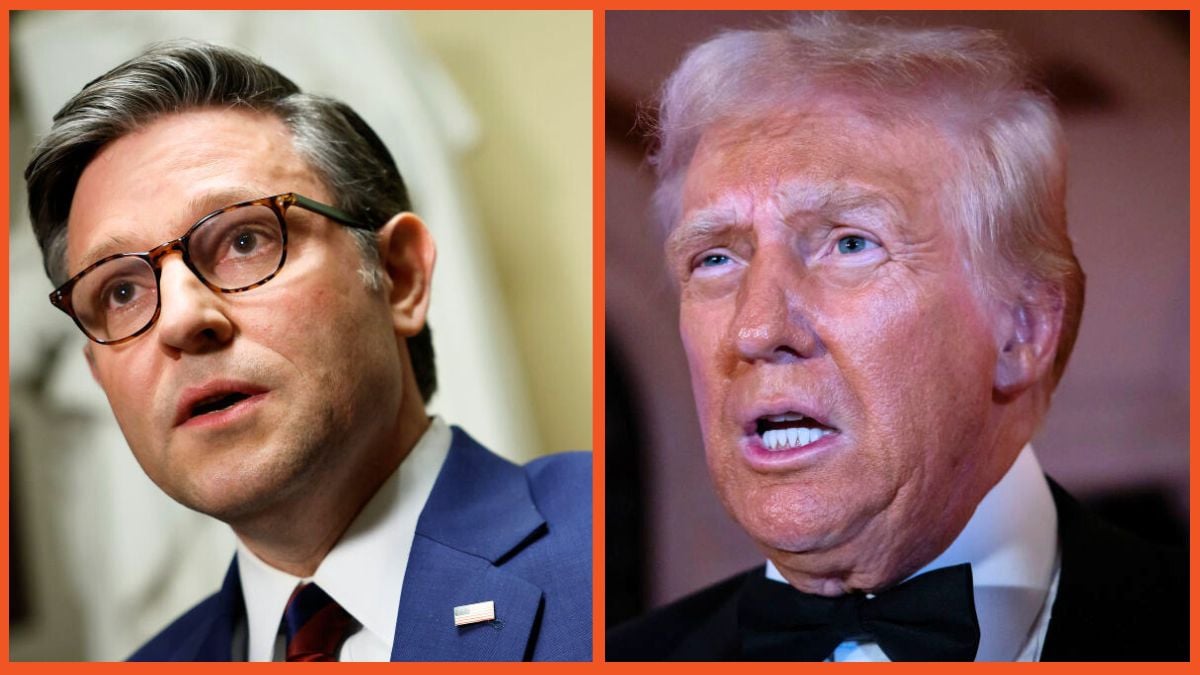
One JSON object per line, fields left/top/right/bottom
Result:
{"left": 2, "top": 2, "right": 1197, "bottom": 672}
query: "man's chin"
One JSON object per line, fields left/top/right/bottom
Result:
{"left": 745, "top": 521, "right": 844, "bottom": 562}
{"left": 159, "top": 455, "right": 310, "bottom": 524}
{"left": 729, "top": 496, "right": 896, "bottom": 582}
{"left": 724, "top": 483, "right": 856, "bottom": 546}
{"left": 171, "top": 479, "right": 295, "bottom": 524}
{"left": 751, "top": 516, "right": 945, "bottom": 594}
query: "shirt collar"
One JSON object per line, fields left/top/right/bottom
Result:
{"left": 236, "top": 416, "right": 453, "bottom": 661}
{"left": 766, "top": 444, "right": 1058, "bottom": 661}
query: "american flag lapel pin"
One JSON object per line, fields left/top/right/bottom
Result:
{"left": 453, "top": 600, "right": 495, "bottom": 626}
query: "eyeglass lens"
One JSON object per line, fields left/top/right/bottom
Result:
{"left": 70, "top": 203, "right": 285, "bottom": 342}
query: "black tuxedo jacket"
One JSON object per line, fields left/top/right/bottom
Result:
{"left": 607, "top": 481, "right": 1188, "bottom": 661}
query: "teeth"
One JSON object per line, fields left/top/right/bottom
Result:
{"left": 762, "top": 426, "right": 830, "bottom": 451}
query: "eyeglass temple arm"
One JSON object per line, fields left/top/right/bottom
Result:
{"left": 291, "top": 194, "right": 375, "bottom": 231}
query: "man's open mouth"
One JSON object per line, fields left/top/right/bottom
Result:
{"left": 755, "top": 413, "right": 837, "bottom": 451}
{"left": 175, "top": 382, "right": 268, "bottom": 427}
{"left": 189, "top": 392, "right": 253, "bottom": 419}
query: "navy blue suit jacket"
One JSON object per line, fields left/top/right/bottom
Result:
{"left": 129, "top": 427, "right": 592, "bottom": 661}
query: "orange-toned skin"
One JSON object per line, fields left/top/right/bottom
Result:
{"left": 670, "top": 107, "right": 1050, "bottom": 596}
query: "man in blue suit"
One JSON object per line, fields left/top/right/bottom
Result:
{"left": 25, "top": 41, "right": 591, "bottom": 661}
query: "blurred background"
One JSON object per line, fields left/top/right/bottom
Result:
{"left": 606, "top": 10, "right": 1188, "bottom": 626}
{"left": 9, "top": 10, "right": 592, "bottom": 660}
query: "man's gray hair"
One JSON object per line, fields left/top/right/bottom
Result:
{"left": 25, "top": 40, "right": 437, "bottom": 402}
{"left": 652, "top": 14, "right": 1084, "bottom": 383}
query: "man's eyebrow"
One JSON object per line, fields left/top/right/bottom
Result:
{"left": 665, "top": 183, "right": 905, "bottom": 263}
{"left": 77, "top": 233, "right": 142, "bottom": 271}
{"left": 74, "top": 187, "right": 271, "bottom": 271}
{"left": 184, "top": 187, "right": 269, "bottom": 217}
{"left": 666, "top": 200, "right": 749, "bottom": 262}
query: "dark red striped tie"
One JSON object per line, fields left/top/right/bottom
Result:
{"left": 282, "top": 583, "right": 360, "bottom": 662}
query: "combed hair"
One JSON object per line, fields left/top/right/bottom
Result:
{"left": 26, "top": 40, "right": 437, "bottom": 402}
{"left": 652, "top": 14, "right": 1084, "bottom": 384}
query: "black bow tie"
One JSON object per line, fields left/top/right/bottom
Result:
{"left": 738, "top": 563, "right": 980, "bottom": 661}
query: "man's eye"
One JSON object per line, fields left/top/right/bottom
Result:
{"left": 108, "top": 282, "right": 136, "bottom": 305}
{"left": 232, "top": 230, "right": 259, "bottom": 254}
{"left": 696, "top": 253, "right": 731, "bottom": 268}
{"left": 101, "top": 279, "right": 149, "bottom": 310}
{"left": 836, "top": 235, "right": 878, "bottom": 254}
{"left": 209, "top": 222, "right": 281, "bottom": 267}
{"left": 225, "top": 225, "right": 277, "bottom": 257}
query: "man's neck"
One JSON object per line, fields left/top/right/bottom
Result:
{"left": 764, "top": 444, "right": 1059, "bottom": 661}
{"left": 230, "top": 405, "right": 431, "bottom": 577}
{"left": 235, "top": 417, "right": 453, "bottom": 661}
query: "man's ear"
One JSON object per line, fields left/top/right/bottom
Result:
{"left": 994, "top": 280, "right": 1064, "bottom": 397}
{"left": 377, "top": 212, "right": 436, "bottom": 337}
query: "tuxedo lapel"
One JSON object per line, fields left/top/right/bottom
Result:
{"left": 670, "top": 573, "right": 745, "bottom": 660}
{"left": 1041, "top": 480, "right": 1189, "bottom": 661}
{"left": 607, "top": 567, "right": 751, "bottom": 661}
{"left": 391, "top": 427, "right": 548, "bottom": 661}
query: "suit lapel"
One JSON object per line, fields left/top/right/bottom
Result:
{"left": 391, "top": 427, "right": 547, "bottom": 661}
{"left": 171, "top": 560, "right": 244, "bottom": 661}
{"left": 390, "top": 537, "right": 544, "bottom": 660}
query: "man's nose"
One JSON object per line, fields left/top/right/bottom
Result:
{"left": 732, "top": 252, "right": 823, "bottom": 363}
{"left": 154, "top": 255, "right": 234, "bottom": 353}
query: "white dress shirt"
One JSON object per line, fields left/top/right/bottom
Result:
{"left": 766, "top": 444, "right": 1060, "bottom": 662}
{"left": 235, "top": 416, "right": 452, "bottom": 661}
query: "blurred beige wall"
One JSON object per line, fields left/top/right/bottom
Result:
{"left": 410, "top": 11, "right": 593, "bottom": 454}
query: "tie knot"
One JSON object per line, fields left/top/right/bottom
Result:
{"left": 829, "top": 593, "right": 869, "bottom": 638}
{"left": 282, "top": 583, "right": 360, "bottom": 662}
{"left": 738, "top": 564, "right": 980, "bottom": 661}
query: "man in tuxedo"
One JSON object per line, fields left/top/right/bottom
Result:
{"left": 607, "top": 15, "right": 1186, "bottom": 661}
{"left": 25, "top": 41, "right": 591, "bottom": 661}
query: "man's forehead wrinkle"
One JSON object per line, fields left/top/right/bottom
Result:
{"left": 702, "top": 191, "right": 759, "bottom": 228}
{"left": 771, "top": 179, "right": 905, "bottom": 226}
{"left": 772, "top": 181, "right": 835, "bottom": 219}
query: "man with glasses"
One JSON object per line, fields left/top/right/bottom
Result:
{"left": 25, "top": 41, "right": 591, "bottom": 661}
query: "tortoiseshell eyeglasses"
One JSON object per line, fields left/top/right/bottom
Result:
{"left": 49, "top": 193, "right": 371, "bottom": 345}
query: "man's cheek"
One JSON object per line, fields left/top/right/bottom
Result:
{"left": 681, "top": 331, "right": 718, "bottom": 409}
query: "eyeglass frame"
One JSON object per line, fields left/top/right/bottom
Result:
{"left": 49, "top": 192, "right": 374, "bottom": 346}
